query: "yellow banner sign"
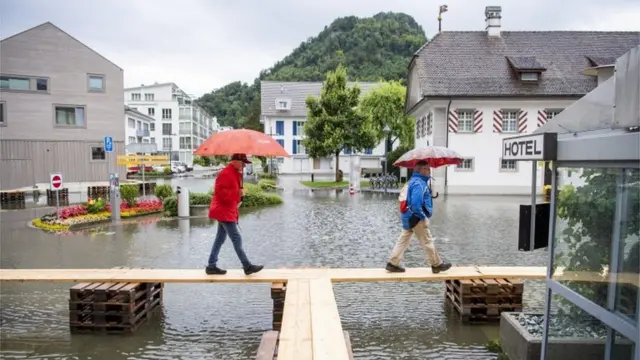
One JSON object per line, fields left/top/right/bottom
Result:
{"left": 117, "top": 155, "right": 170, "bottom": 166}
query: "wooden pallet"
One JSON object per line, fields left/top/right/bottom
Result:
{"left": 271, "top": 282, "right": 285, "bottom": 331}
{"left": 444, "top": 278, "right": 523, "bottom": 323}
{"left": 87, "top": 186, "right": 110, "bottom": 200}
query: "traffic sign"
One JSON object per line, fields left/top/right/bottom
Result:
{"left": 104, "top": 136, "right": 113, "bottom": 152}
{"left": 50, "top": 173, "right": 63, "bottom": 190}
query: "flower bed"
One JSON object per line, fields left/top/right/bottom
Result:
{"left": 32, "top": 198, "right": 163, "bottom": 232}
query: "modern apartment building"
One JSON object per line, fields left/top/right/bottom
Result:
{"left": 0, "top": 22, "right": 126, "bottom": 190}
{"left": 406, "top": 6, "right": 640, "bottom": 195}
{"left": 260, "top": 81, "right": 397, "bottom": 174}
{"left": 124, "top": 83, "right": 219, "bottom": 165}
{"left": 124, "top": 106, "right": 152, "bottom": 148}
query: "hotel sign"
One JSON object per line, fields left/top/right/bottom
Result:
{"left": 502, "top": 133, "right": 557, "bottom": 161}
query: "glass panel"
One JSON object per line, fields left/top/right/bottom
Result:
{"left": 609, "top": 330, "right": 636, "bottom": 360}
{"left": 36, "top": 78, "right": 47, "bottom": 91}
{"left": 0, "top": 76, "right": 30, "bottom": 90}
{"left": 75, "top": 107, "right": 85, "bottom": 126}
{"left": 614, "top": 169, "right": 639, "bottom": 323}
{"left": 89, "top": 76, "right": 103, "bottom": 90}
{"left": 542, "top": 294, "right": 615, "bottom": 359}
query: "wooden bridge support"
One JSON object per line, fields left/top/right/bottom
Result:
{"left": 444, "top": 278, "right": 524, "bottom": 323}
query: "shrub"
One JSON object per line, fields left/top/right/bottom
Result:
{"left": 258, "top": 172, "right": 277, "bottom": 180}
{"left": 190, "top": 192, "right": 212, "bottom": 206}
{"left": 241, "top": 183, "right": 283, "bottom": 208}
{"left": 86, "top": 197, "right": 107, "bottom": 213}
{"left": 120, "top": 184, "right": 139, "bottom": 207}
{"left": 258, "top": 179, "right": 277, "bottom": 191}
{"left": 163, "top": 196, "right": 178, "bottom": 217}
{"left": 163, "top": 167, "right": 172, "bottom": 175}
{"left": 154, "top": 184, "right": 174, "bottom": 200}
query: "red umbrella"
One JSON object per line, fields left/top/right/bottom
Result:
{"left": 193, "top": 129, "right": 290, "bottom": 157}
{"left": 393, "top": 146, "right": 463, "bottom": 169}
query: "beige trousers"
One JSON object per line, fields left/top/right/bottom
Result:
{"left": 389, "top": 219, "right": 443, "bottom": 267}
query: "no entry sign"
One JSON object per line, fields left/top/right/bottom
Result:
{"left": 50, "top": 173, "right": 63, "bottom": 190}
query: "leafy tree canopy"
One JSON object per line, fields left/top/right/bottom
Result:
{"left": 196, "top": 12, "right": 427, "bottom": 130}
{"left": 303, "top": 65, "right": 378, "bottom": 181}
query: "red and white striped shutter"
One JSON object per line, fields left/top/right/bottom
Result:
{"left": 492, "top": 110, "right": 503, "bottom": 133}
{"left": 518, "top": 110, "right": 528, "bottom": 133}
{"left": 473, "top": 109, "right": 483, "bottom": 132}
{"left": 448, "top": 109, "right": 458, "bottom": 133}
{"left": 537, "top": 110, "right": 547, "bottom": 128}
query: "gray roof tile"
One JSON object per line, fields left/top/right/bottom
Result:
{"left": 413, "top": 31, "right": 640, "bottom": 97}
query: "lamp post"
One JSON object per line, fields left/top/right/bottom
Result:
{"left": 383, "top": 125, "right": 390, "bottom": 193}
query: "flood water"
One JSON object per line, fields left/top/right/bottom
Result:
{"left": 0, "top": 176, "right": 548, "bottom": 360}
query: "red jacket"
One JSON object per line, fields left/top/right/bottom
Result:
{"left": 208, "top": 164, "right": 242, "bottom": 222}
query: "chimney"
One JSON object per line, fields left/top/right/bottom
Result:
{"left": 485, "top": 6, "right": 502, "bottom": 37}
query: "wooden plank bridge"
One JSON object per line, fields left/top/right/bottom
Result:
{"left": 2, "top": 266, "right": 633, "bottom": 360}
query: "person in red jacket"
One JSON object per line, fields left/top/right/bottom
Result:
{"left": 205, "top": 153, "right": 264, "bottom": 275}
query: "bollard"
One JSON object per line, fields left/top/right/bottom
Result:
{"left": 177, "top": 186, "right": 190, "bottom": 217}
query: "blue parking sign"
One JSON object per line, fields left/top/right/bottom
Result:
{"left": 104, "top": 136, "right": 113, "bottom": 152}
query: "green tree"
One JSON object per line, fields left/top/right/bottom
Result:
{"left": 359, "top": 80, "right": 415, "bottom": 171}
{"left": 303, "top": 65, "right": 378, "bottom": 181}
{"left": 555, "top": 168, "right": 639, "bottom": 317}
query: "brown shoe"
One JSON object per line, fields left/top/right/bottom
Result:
{"left": 386, "top": 262, "right": 406, "bottom": 273}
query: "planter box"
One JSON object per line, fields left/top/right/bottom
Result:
{"left": 499, "top": 312, "right": 634, "bottom": 360}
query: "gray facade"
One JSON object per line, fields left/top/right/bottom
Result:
{"left": 0, "top": 22, "right": 126, "bottom": 190}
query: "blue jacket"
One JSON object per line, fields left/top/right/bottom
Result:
{"left": 400, "top": 172, "right": 433, "bottom": 230}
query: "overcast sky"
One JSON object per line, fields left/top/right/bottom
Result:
{"left": 1, "top": 0, "right": 639, "bottom": 96}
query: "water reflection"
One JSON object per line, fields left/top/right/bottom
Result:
{"left": 1, "top": 178, "right": 547, "bottom": 359}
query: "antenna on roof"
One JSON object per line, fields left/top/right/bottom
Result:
{"left": 438, "top": 5, "right": 448, "bottom": 33}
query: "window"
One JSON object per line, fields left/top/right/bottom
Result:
{"left": 344, "top": 147, "right": 352, "bottom": 155}
{"left": 275, "top": 120, "right": 284, "bottom": 136}
{"left": 0, "top": 101, "right": 5, "bottom": 126}
{"left": 145, "top": 93, "right": 154, "bottom": 101}
{"left": 501, "top": 110, "right": 518, "bottom": 132}
{"left": 131, "top": 93, "right": 141, "bottom": 101}
{"left": 292, "top": 139, "right": 305, "bottom": 155}
{"left": 293, "top": 121, "right": 305, "bottom": 136}
{"left": 143, "top": 123, "right": 149, "bottom": 132}
{"left": 179, "top": 122, "right": 191, "bottom": 134}
{"left": 150, "top": 123, "right": 155, "bottom": 131}
{"left": 128, "top": 136, "right": 136, "bottom": 144}
{"left": 148, "top": 108, "right": 155, "bottom": 116}
{"left": 150, "top": 137, "right": 156, "bottom": 144}
{"left": 416, "top": 117, "right": 423, "bottom": 138}
{"left": 137, "top": 121, "right": 142, "bottom": 130}
{"left": 276, "top": 139, "right": 284, "bottom": 148}
{"left": 162, "top": 138, "right": 172, "bottom": 151}
{"left": 162, "top": 123, "right": 172, "bottom": 135}
{"left": 90, "top": 146, "right": 106, "bottom": 161}
{"left": 500, "top": 159, "right": 518, "bottom": 172}
{"left": 455, "top": 158, "right": 474, "bottom": 172}
{"left": 128, "top": 118, "right": 136, "bottom": 128}
{"left": 179, "top": 136, "right": 192, "bottom": 150}
{"left": 364, "top": 148, "right": 373, "bottom": 155}
{"left": 87, "top": 74, "right": 105, "bottom": 92}
{"left": 0, "top": 75, "right": 48, "bottom": 92}
{"left": 54, "top": 105, "right": 85, "bottom": 127}
{"left": 162, "top": 108, "right": 172, "bottom": 120}
{"left": 457, "top": 111, "right": 474, "bottom": 132}
{"left": 546, "top": 109, "right": 563, "bottom": 120}
{"left": 143, "top": 139, "right": 149, "bottom": 143}
{"left": 520, "top": 72, "right": 539, "bottom": 82}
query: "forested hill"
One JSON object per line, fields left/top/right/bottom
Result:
{"left": 197, "top": 12, "right": 427, "bottom": 130}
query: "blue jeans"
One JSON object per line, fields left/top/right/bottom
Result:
{"left": 207, "top": 221, "right": 252, "bottom": 269}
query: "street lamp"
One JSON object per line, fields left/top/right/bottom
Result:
{"left": 383, "top": 125, "right": 391, "bottom": 193}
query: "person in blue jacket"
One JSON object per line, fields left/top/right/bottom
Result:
{"left": 386, "top": 160, "right": 452, "bottom": 273}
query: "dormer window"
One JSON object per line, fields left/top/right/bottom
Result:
{"left": 520, "top": 72, "right": 539, "bottom": 82}
{"left": 275, "top": 97, "right": 291, "bottom": 111}
{"left": 506, "top": 56, "right": 546, "bottom": 84}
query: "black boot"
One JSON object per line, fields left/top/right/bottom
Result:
{"left": 386, "top": 262, "right": 406, "bottom": 273}
{"left": 432, "top": 262, "right": 452, "bottom": 274}
{"left": 244, "top": 264, "right": 264, "bottom": 275}
{"left": 205, "top": 265, "right": 227, "bottom": 275}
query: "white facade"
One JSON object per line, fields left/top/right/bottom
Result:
{"left": 262, "top": 116, "right": 394, "bottom": 175}
{"left": 410, "top": 97, "right": 596, "bottom": 195}
{"left": 124, "top": 107, "right": 152, "bottom": 149}
{"left": 124, "top": 82, "right": 219, "bottom": 165}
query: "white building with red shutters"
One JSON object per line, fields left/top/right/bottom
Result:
{"left": 404, "top": 6, "right": 639, "bottom": 195}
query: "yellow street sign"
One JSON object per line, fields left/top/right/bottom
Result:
{"left": 117, "top": 155, "right": 170, "bottom": 166}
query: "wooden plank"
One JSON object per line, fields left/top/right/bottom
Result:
{"left": 0, "top": 266, "right": 549, "bottom": 283}
{"left": 342, "top": 331, "right": 355, "bottom": 360}
{"left": 255, "top": 330, "right": 279, "bottom": 360}
{"left": 278, "top": 279, "right": 312, "bottom": 360}
{"left": 309, "top": 278, "right": 349, "bottom": 360}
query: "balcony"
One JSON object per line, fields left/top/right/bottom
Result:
{"left": 136, "top": 129, "right": 150, "bottom": 137}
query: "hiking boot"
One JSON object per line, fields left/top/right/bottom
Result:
{"left": 432, "top": 262, "right": 452, "bottom": 274}
{"left": 205, "top": 265, "right": 227, "bottom": 275}
{"left": 244, "top": 264, "right": 264, "bottom": 275}
{"left": 386, "top": 262, "right": 406, "bottom": 273}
